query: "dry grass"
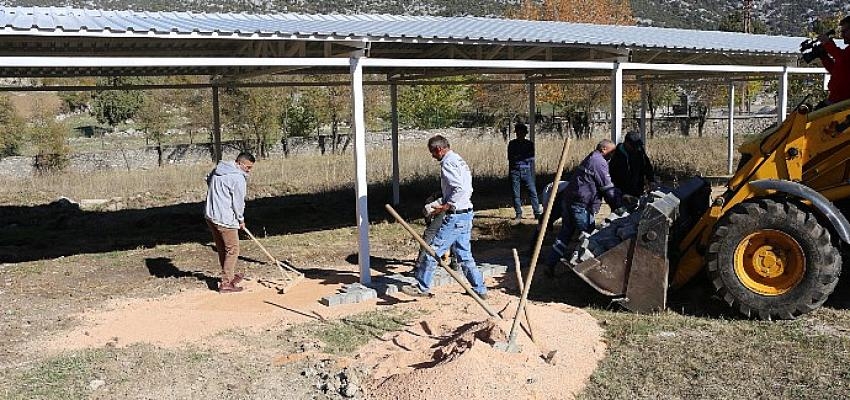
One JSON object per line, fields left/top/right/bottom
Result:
{"left": 0, "top": 133, "right": 745, "bottom": 207}
{"left": 577, "top": 307, "right": 850, "bottom": 400}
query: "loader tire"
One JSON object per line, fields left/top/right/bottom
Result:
{"left": 706, "top": 199, "right": 841, "bottom": 320}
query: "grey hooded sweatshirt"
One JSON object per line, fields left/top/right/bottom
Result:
{"left": 204, "top": 161, "right": 248, "bottom": 229}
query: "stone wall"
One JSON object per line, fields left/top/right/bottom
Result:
{"left": 0, "top": 134, "right": 394, "bottom": 177}
{"left": 588, "top": 114, "right": 777, "bottom": 137}
{"left": 0, "top": 115, "right": 777, "bottom": 178}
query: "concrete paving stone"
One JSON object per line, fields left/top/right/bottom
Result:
{"left": 383, "top": 285, "right": 399, "bottom": 294}
{"left": 326, "top": 261, "right": 508, "bottom": 306}
{"left": 320, "top": 295, "right": 345, "bottom": 307}
{"left": 343, "top": 292, "right": 362, "bottom": 304}
{"left": 356, "top": 289, "right": 377, "bottom": 301}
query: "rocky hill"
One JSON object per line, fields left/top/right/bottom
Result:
{"left": 2, "top": 0, "right": 850, "bottom": 36}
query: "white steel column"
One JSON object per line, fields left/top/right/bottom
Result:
{"left": 527, "top": 81, "right": 537, "bottom": 141}
{"left": 350, "top": 52, "right": 371, "bottom": 284}
{"left": 727, "top": 83, "right": 736, "bottom": 175}
{"left": 778, "top": 66, "right": 789, "bottom": 122}
{"left": 212, "top": 85, "right": 222, "bottom": 162}
{"left": 611, "top": 62, "right": 624, "bottom": 142}
{"left": 639, "top": 82, "right": 647, "bottom": 143}
{"left": 390, "top": 83, "right": 400, "bottom": 206}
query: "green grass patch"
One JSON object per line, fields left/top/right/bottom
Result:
{"left": 578, "top": 308, "right": 850, "bottom": 400}
{"left": 5, "top": 350, "right": 106, "bottom": 400}
{"left": 295, "top": 309, "right": 420, "bottom": 354}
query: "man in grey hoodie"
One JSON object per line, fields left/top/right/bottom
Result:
{"left": 205, "top": 152, "right": 255, "bottom": 293}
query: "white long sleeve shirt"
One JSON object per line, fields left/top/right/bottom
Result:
{"left": 439, "top": 150, "right": 474, "bottom": 211}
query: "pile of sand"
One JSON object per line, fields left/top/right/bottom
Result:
{"left": 360, "top": 298, "right": 606, "bottom": 400}
{"left": 36, "top": 273, "right": 607, "bottom": 400}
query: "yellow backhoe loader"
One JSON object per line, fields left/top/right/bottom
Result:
{"left": 568, "top": 98, "right": 850, "bottom": 320}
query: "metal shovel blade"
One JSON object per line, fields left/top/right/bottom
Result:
{"left": 492, "top": 341, "right": 522, "bottom": 353}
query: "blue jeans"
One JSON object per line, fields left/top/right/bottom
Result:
{"left": 510, "top": 166, "right": 541, "bottom": 218}
{"left": 545, "top": 202, "right": 594, "bottom": 267}
{"left": 415, "top": 212, "right": 487, "bottom": 295}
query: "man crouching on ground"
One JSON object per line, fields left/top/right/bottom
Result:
{"left": 205, "top": 152, "right": 255, "bottom": 293}
{"left": 401, "top": 135, "right": 488, "bottom": 300}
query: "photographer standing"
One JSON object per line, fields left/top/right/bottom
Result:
{"left": 819, "top": 16, "right": 850, "bottom": 106}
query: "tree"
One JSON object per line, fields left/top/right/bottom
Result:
{"left": 0, "top": 94, "right": 25, "bottom": 157}
{"left": 644, "top": 83, "right": 678, "bottom": 138}
{"left": 509, "top": 0, "right": 635, "bottom": 137}
{"left": 163, "top": 76, "right": 213, "bottom": 145}
{"left": 718, "top": 10, "right": 768, "bottom": 34}
{"left": 470, "top": 81, "right": 527, "bottom": 138}
{"left": 57, "top": 91, "right": 93, "bottom": 114}
{"left": 222, "top": 87, "right": 283, "bottom": 158}
{"left": 282, "top": 101, "right": 318, "bottom": 138}
{"left": 91, "top": 76, "right": 145, "bottom": 127}
{"left": 137, "top": 89, "right": 178, "bottom": 166}
{"left": 303, "top": 85, "right": 351, "bottom": 154}
{"left": 29, "top": 99, "right": 69, "bottom": 173}
{"left": 398, "top": 83, "right": 470, "bottom": 129}
{"left": 509, "top": 0, "right": 634, "bottom": 25}
{"left": 278, "top": 96, "right": 317, "bottom": 157}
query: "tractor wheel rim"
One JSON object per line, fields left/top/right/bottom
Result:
{"left": 734, "top": 229, "right": 805, "bottom": 296}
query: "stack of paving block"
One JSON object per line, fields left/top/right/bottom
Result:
{"left": 319, "top": 261, "right": 509, "bottom": 306}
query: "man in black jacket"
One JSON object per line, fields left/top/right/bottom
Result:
{"left": 507, "top": 123, "right": 542, "bottom": 222}
{"left": 610, "top": 132, "right": 656, "bottom": 197}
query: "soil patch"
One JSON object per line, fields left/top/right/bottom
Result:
{"left": 38, "top": 276, "right": 369, "bottom": 352}
{"left": 359, "top": 290, "right": 605, "bottom": 400}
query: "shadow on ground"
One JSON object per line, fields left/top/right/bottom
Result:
{"left": 145, "top": 257, "right": 220, "bottom": 291}
{"left": 0, "top": 175, "right": 514, "bottom": 264}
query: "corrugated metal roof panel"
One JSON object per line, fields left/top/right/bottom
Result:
{"left": 0, "top": 6, "right": 805, "bottom": 54}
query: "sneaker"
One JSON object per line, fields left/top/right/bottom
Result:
{"left": 219, "top": 282, "right": 244, "bottom": 293}
{"left": 401, "top": 285, "right": 433, "bottom": 298}
{"left": 230, "top": 273, "right": 244, "bottom": 286}
{"left": 511, "top": 216, "right": 522, "bottom": 225}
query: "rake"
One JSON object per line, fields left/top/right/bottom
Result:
{"left": 242, "top": 227, "right": 304, "bottom": 294}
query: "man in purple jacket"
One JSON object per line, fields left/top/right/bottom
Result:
{"left": 542, "top": 139, "right": 622, "bottom": 272}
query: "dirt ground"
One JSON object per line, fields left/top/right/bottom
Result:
{"left": 0, "top": 201, "right": 607, "bottom": 400}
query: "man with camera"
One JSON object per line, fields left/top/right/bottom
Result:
{"left": 816, "top": 16, "right": 850, "bottom": 106}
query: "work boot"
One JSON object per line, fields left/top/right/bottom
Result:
{"left": 401, "top": 285, "right": 433, "bottom": 298}
{"left": 462, "top": 290, "right": 488, "bottom": 300}
{"left": 219, "top": 281, "right": 244, "bottom": 293}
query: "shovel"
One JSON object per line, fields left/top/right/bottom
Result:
{"left": 495, "top": 135, "right": 571, "bottom": 355}
{"left": 242, "top": 227, "right": 304, "bottom": 294}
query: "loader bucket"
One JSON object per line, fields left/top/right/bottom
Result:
{"left": 568, "top": 177, "right": 710, "bottom": 313}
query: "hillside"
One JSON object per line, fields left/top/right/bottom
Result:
{"left": 2, "top": 0, "right": 850, "bottom": 35}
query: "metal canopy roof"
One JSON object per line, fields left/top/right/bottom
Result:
{"left": 0, "top": 6, "right": 811, "bottom": 79}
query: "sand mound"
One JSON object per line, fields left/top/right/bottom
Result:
{"left": 362, "top": 300, "right": 605, "bottom": 400}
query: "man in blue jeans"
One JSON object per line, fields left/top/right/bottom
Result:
{"left": 508, "top": 123, "right": 542, "bottom": 222}
{"left": 402, "top": 135, "right": 488, "bottom": 300}
{"left": 543, "top": 139, "right": 623, "bottom": 274}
